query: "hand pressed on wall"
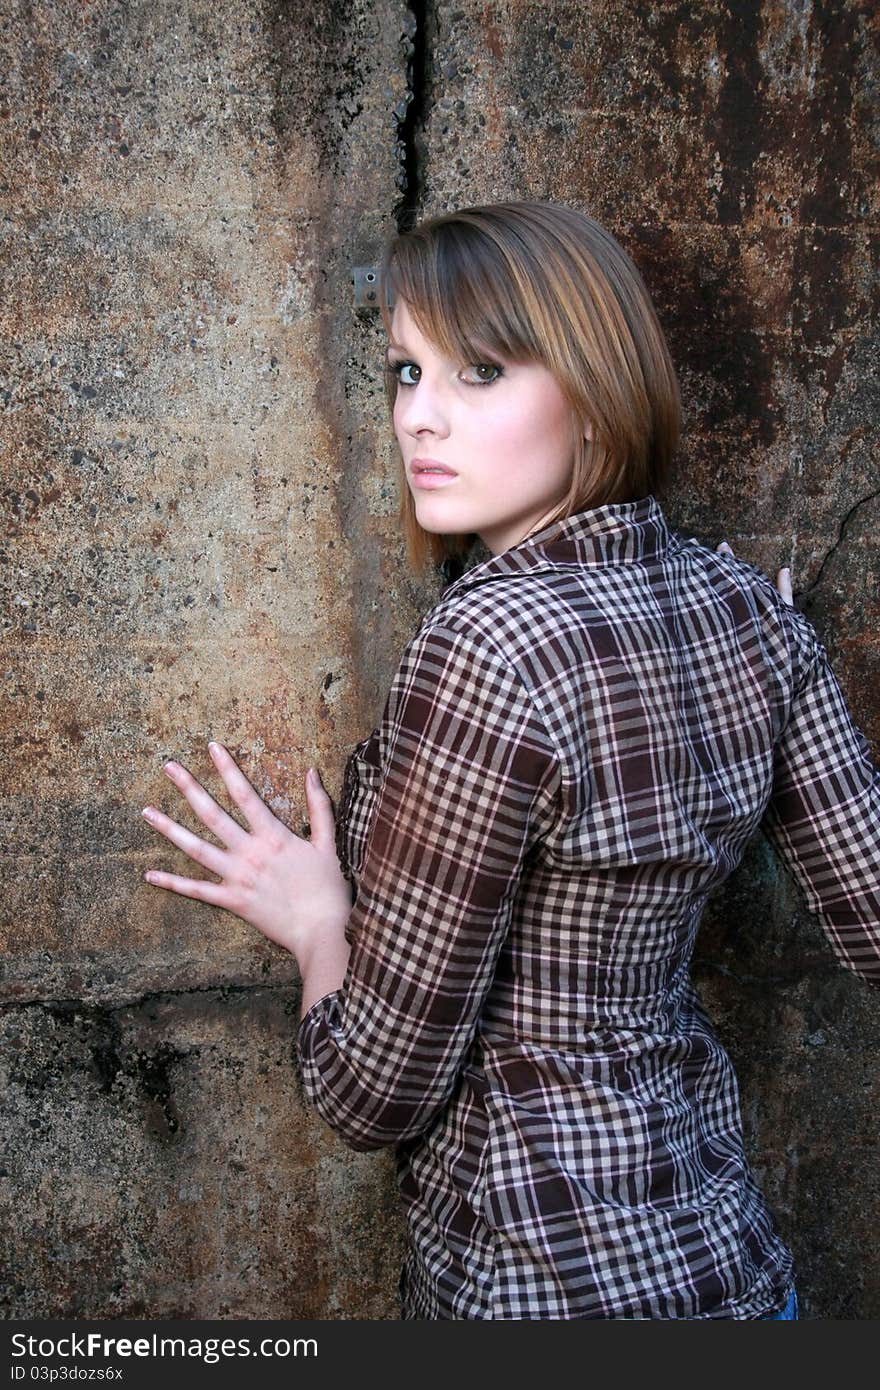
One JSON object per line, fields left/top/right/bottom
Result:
{"left": 141, "top": 743, "right": 354, "bottom": 961}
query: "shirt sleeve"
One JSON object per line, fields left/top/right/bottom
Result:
{"left": 760, "top": 606, "right": 880, "bottom": 984}
{"left": 296, "top": 619, "right": 561, "bottom": 1152}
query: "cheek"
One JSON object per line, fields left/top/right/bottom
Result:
{"left": 481, "top": 401, "right": 539, "bottom": 453}
{"left": 487, "top": 394, "right": 572, "bottom": 463}
{"left": 392, "top": 394, "right": 405, "bottom": 441}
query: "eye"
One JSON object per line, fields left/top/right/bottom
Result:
{"left": 461, "top": 362, "right": 503, "bottom": 385}
{"left": 387, "top": 360, "right": 420, "bottom": 387}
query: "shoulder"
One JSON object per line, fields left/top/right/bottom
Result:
{"left": 387, "top": 601, "right": 563, "bottom": 764}
{"left": 421, "top": 571, "right": 573, "bottom": 675}
{"left": 395, "top": 581, "right": 575, "bottom": 778}
{"left": 396, "top": 600, "right": 541, "bottom": 703}
{"left": 377, "top": 612, "right": 563, "bottom": 807}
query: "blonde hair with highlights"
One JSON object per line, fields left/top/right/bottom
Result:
{"left": 378, "top": 200, "right": 681, "bottom": 574}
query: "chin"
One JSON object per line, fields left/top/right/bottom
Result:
{"left": 413, "top": 502, "right": 471, "bottom": 536}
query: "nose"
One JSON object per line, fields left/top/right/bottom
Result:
{"left": 394, "top": 374, "right": 451, "bottom": 440}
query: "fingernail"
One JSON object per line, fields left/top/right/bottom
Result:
{"left": 307, "top": 767, "right": 319, "bottom": 786}
{"left": 142, "top": 806, "right": 156, "bottom": 820}
{"left": 208, "top": 741, "right": 222, "bottom": 754}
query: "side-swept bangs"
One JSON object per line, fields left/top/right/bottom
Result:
{"left": 380, "top": 222, "right": 546, "bottom": 374}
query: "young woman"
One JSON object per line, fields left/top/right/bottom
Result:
{"left": 142, "top": 201, "right": 879, "bottom": 1319}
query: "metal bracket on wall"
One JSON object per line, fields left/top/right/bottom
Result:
{"left": 353, "top": 265, "right": 393, "bottom": 309}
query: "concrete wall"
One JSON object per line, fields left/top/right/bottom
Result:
{"left": 2, "top": 0, "right": 877, "bottom": 1317}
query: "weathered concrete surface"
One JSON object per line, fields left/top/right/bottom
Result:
{"left": 1, "top": 987, "right": 403, "bottom": 1317}
{"left": 1, "top": 0, "right": 418, "bottom": 1318}
{"left": 1, "top": 0, "right": 430, "bottom": 1004}
{"left": 2, "top": 0, "right": 878, "bottom": 1318}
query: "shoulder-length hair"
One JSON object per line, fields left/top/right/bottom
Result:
{"left": 378, "top": 200, "right": 681, "bottom": 574}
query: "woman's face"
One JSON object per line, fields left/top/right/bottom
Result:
{"left": 388, "top": 299, "right": 580, "bottom": 556}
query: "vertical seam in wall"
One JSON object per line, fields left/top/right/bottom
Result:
{"left": 395, "top": 0, "right": 430, "bottom": 231}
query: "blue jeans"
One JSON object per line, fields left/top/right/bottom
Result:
{"left": 761, "top": 1287, "right": 798, "bottom": 1319}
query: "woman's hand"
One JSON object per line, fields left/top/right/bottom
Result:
{"left": 716, "top": 539, "right": 793, "bottom": 606}
{"left": 141, "top": 743, "right": 354, "bottom": 961}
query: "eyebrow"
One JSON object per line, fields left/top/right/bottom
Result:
{"left": 385, "top": 342, "right": 408, "bottom": 355}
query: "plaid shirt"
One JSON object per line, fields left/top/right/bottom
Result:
{"left": 298, "top": 494, "right": 880, "bottom": 1319}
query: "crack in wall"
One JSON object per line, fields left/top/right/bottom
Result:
{"left": 800, "top": 485, "right": 880, "bottom": 598}
{"left": 0, "top": 978, "right": 298, "bottom": 1016}
{"left": 394, "top": 1, "right": 430, "bottom": 231}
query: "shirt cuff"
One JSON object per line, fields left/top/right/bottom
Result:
{"left": 296, "top": 987, "right": 342, "bottom": 1053}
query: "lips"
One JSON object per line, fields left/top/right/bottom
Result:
{"left": 410, "top": 458, "right": 458, "bottom": 477}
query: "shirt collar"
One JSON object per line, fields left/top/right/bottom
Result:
{"left": 441, "top": 494, "right": 674, "bottom": 598}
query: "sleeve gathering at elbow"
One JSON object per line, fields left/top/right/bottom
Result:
{"left": 296, "top": 988, "right": 470, "bottom": 1152}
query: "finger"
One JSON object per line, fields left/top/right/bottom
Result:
{"left": 143, "top": 866, "right": 228, "bottom": 906}
{"left": 717, "top": 540, "right": 734, "bottom": 555}
{"left": 207, "top": 741, "right": 275, "bottom": 832}
{"left": 142, "top": 805, "right": 228, "bottom": 876}
{"left": 777, "top": 566, "right": 794, "bottom": 606}
{"left": 305, "top": 767, "right": 336, "bottom": 851}
{"left": 162, "top": 759, "right": 248, "bottom": 848}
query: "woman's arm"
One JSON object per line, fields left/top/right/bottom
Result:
{"left": 760, "top": 606, "right": 880, "bottom": 984}
{"left": 296, "top": 619, "right": 561, "bottom": 1152}
{"left": 716, "top": 539, "right": 878, "bottom": 982}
